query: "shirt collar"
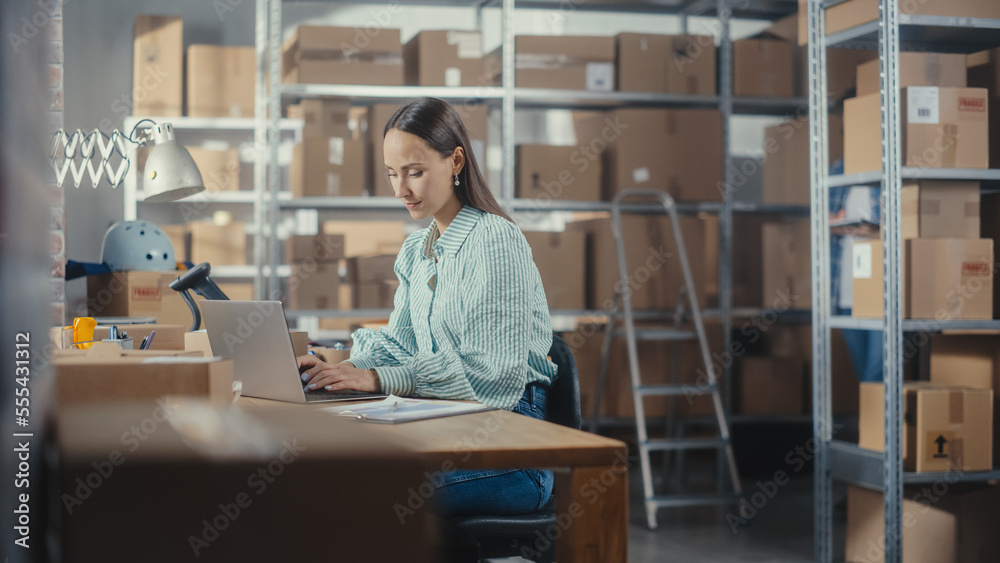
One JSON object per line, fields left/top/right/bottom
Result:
{"left": 424, "top": 206, "right": 483, "bottom": 259}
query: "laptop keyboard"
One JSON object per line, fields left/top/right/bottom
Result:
{"left": 303, "top": 387, "right": 383, "bottom": 402}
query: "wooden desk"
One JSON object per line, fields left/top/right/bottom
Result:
{"left": 240, "top": 397, "right": 629, "bottom": 562}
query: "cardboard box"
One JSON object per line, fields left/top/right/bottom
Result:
{"left": 368, "top": 103, "right": 489, "bottom": 197}
{"left": 859, "top": 382, "right": 993, "bottom": 472}
{"left": 347, "top": 254, "right": 397, "bottom": 284}
{"left": 52, "top": 352, "right": 234, "bottom": 407}
{"left": 851, "top": 240, "right": 883, "bottom": 318}
{"left": 516, "top": 145, "right": 601, "bottom": 202}
{"left": 160, "top": 224, "right": 190, "bottom": 263}
{"left": 287, "top": 98, "right": 351, "bottom": 138}
{"left": 901, "top": 181, "right": 980, "bottom": 239}
{"left": 184, "top": 329, "right": 309, "bottom": 358}
{"left": 852, "top": 238, "right": 994, "bottom": 319}
{"left": 281, "top": 25, "right": 403, "bottom": 85}
{"left": 856, "top": 52, "right": 967, "bottom": 97}
{"left": 87, "top": 270, "right": 198, "bottom": 327}
{"left": 185, "top": 147, "right": 240, "bottom": 192}
{"left": 93, "top": 323, "right": 185, "bottom": 351}
{"left": 929, "top": 333, "right": 1000, "bottom": 463}
{"left": 571, "top": 323, "right": 723, "bottom": 418}
{"left": 288, "top": 262, "right": 340, "bottom": 310}
{"left": 762, "top": 220, "right": 811, "bottom": 310}
{"left": 762, "top": 115, "right": 844, "bottom": 205}
{"left": 404, "top": 30, "right": 483, "bottom": 87}
{"left": 216, "top": 282, "right": 254, "bottom": 301}
{"left": 485, "top": 35, "right": 615, "bottom": 91}
{"left": 322, "top": 220, "right": 407, "bottom": 257}
{"left": 575, "top": 109, "right": 722, "bottom": 201}
{"left": 186, "top": 45, "right": 255, "bottom": 118}
{"left": 908, "top": 238, "right": 993, "bottom": 320}
{"left": 286, "top": 234, "right": 345, "bottom": 264}
{"left": 821, "top": 0, "right": 1000, "bottom": 39}
{"left": 567, "top": 214, "right": 718, "bottom": 310}
{"left": 616, "top": 33, "right": 716, "bottom": 95}
{"left": 523, "top": 231, "right": 586, "bottom": 310}
{"left": 844, "top": 87, "right": 989, "bottom": 174}
{"left": 308, "top": 345, "right": 351, "bottom": 364}
{"left": 133, "top": 15, "right": 182, "bottom": 116}
{"left": 846, "top": 484, "right": 1000, "bottom": 563}
{"left": 968, "top": 48, "right": 1000, "bottom": 169}
{"left": 353, "top": 280, "right": 399, "bottom": 309}
{"left": 733, "top": 39, "right": 795, "bottom": 98}
{"left": 738, "top": 356, "right": 805, "bottom": 416}
{"left": 189, "top": 221, "right": 247, "bottom": 266}
{"left": 290, "top": 137, "right": 366, "bottom": 197}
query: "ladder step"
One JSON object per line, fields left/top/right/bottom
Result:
{"left": 636, "top": 383, "right": 716, "bottom": 396}
{"left": 642, "top": 438, "right": 729, "bottom": 451}
{"left": 612, "top": 327, "right": 697, "bottom": 341}
{"left": 646, "top": 492, "right": 742, "bottom": 509}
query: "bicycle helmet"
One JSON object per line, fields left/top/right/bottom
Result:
{"left": 100, "top": 220, "right": 176, "bottom": 271}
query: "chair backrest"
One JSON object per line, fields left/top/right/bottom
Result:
{"left": 546, "top": 334, "right": 581, "bottom": 430}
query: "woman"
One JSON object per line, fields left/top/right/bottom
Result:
{"left": 297, "top": 97, "right": 558, "bottom": 518}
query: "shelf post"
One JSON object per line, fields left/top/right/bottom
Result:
{"left": 501, "top": 0, "right": 515, "bottom": 212}
{"left": 878, "top": 0, "right": 904, "bottom": 561}
{"left": 253, "top": 0, "right": 270, "bottom": 299}
{"left": 806, "top": 0, "right": 833, "bottom": 561}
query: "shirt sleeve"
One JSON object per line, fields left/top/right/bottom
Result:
{"left": 376, "top": 222, "right": 539, "bottom": 410}
{"left": 347, "top": 243, "right": 420, "bottom": 383}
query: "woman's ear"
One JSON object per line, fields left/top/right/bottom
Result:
{"left": 451, "top": 146, "right": 466, "bottom": 176}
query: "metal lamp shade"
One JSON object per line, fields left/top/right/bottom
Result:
{"left": 143, "top": 123, "right": 205, "bottom": 202}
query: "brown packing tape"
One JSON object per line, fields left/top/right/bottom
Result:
{"left": 966, "top": 201, "right": 980, "bottom": 217}
{"left": 950, "top": 390, "right": 964, "bottom": 424}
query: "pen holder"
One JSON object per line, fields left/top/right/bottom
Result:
{"left": 102, "top": 337, "right": 134, "bottom": 350}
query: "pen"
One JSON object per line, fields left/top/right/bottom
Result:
{"left": 139, "top": 335, "right": 149, "bottom": 349}
{"left": 110, "top": 325, "right": 117, "bottom": 340}
{"left": 142, "top": 331, "right": 156, "bottom": 350}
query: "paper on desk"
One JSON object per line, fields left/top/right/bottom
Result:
{"left": 322, "top": 394, "right": 493, "bottom": 423}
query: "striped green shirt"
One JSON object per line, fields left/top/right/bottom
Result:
{"left": 348, "top": 206, "right": 557, "bottom": 410}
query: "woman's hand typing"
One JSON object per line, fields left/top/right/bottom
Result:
{"left": 296, "top": 355, "right": 382, "bottom": 393}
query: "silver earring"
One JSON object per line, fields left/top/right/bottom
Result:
{"left": 454, "top": 174, "right": 460, "bottom": 187}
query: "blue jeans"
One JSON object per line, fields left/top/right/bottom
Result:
{"left": 835, "top": 307, "right": 884, "bottom": 382}
{"left": 431, "top": 383, "right": 555, "bottom": 518}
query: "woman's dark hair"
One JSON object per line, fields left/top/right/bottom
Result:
{"left": 383, "top": 97, "right": 512, "bottom": 222}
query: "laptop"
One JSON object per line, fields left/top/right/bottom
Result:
{"left": 200, "top": 300, "right": 387, "bottom": 404}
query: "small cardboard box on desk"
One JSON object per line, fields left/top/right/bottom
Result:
{"left": 51, "top": 342, "right": 234, "bottom": 407}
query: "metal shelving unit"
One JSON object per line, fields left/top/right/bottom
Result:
{"left": 807, "top": 2, "right": 1000, "bottom": 562}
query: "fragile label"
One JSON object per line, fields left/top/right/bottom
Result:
{"left": 852, "top": 244, "right": 872, "bottom": 279}
{"left": 907, "top": 87, "right": 939, "bottom": 124}
{"left": 328, "top": 137, "right": 344, "bottom": 165}
{"left": 132, "top": 286, "right": 161, "bottom": 302}
{"left": 958, "top": 97, "right": 986, "bottom": 112}
{"left": 632, "top": 167, "right": 651, "bottom": 184}
{"left": 586, "top": 63, "right": 614, "bottom": 91}
{"left": 962, "top": 261, "right": 991, "bottom": 277}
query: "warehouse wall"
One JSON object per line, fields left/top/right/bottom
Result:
{"left": 63, "top": 0, "right": 773, "bottom": 318}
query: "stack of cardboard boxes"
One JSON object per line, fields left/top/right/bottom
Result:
{"left": 289, "top": 99, "right": 365, "bottom": 197}
{"left": 287, "top": 233, "right": 344, "bottom": 310}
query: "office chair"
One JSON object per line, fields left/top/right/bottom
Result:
{"left": 451, "top": 333, "right": 581, "bottom": 563}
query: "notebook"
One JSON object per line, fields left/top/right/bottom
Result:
{"left": 200, "top": 300, "right": 387, "bottom": 404}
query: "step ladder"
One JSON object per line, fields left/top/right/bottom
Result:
{"left": 589, "top": 189, "right": 741, "bottom": 529}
